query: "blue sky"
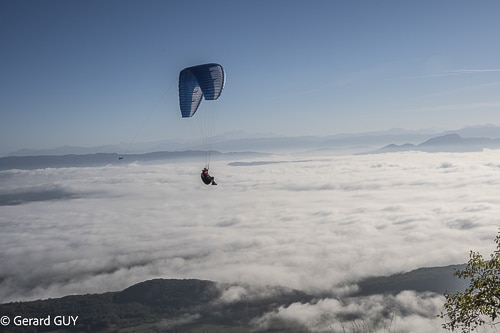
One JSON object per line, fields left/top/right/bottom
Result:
{"left": 2, "top": 0, "right": 500, "bottom": 155}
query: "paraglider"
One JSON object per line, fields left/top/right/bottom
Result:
{"left": 179, "top": 63, "right": 224, "bottom": 118}
{"left": 201, "top": 167, "right": 217, "bottom": 185}
{"left": 179, "top": 63, "right": 225, "bottom": 185}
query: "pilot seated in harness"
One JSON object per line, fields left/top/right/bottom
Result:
{"left": 201, "top": 167, "right": 217, "bottom": 185}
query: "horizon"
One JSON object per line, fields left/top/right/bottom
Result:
{"left": 2, "top": 1, "right": 500, "bottom": 155}
{"left": 2, "top": 122, "right": 500, "bottom": 157}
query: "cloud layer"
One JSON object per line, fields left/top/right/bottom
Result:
{"left": 250, "top": 290, "right": 445, "bottom": 333}
{"left": 1, "top": 151, "right": 499, "bottom": 329}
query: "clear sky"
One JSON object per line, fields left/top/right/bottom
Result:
{"left": 2, "top": 0, "right": 500, "bottom": 155}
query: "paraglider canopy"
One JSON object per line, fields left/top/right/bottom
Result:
{"left": 179, "top": 63, "right": 225, "bottom": 118}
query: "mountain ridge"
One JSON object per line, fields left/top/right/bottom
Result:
{"left": 6, "top": 125, "right": 500, "bottom": 157}
{"left": 0, "top": 150, "right": 268, "bottom": 171}
{"left": 0, "top": 265, "right": 467, "bottom": 332}
{"left": 371, "top": 133, "right": 500, "bottom": 154}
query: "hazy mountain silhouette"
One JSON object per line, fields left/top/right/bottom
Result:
{"left": 372, "top": 133, "right": 500, "bottom": 153}
{"left": 0, "top": 150, "right": 267, "bottom": 171}
{"left": 7, "top": 125, "right": 500, "bottom": 158}
{"left": 355, "top": 264, "right": 468, "bottom": 296}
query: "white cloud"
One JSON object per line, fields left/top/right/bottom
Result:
{"left": 251, "top": 291, "right": 447, "bottom": 333}
{"left": 442, "top": 69, "right": 500, "bottom": 75}
{"left": 218, "top": 285, "right": 248, "bottom": 303}
{"left": 1, "top": 151, "right": 499, "bottom": 308}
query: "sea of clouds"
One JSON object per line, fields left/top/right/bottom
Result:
{"left": 1, "top": 150, "right": 499, "bottom": 331}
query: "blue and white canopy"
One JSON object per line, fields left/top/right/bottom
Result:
{"left": 178, "top": 63, "right": 225, "bottom": 118}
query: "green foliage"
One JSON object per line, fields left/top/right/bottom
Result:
{"left": 440, "top": 231, "right": 500, "bottom": 332}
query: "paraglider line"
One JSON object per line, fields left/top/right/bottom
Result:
{"left": 121, "top": 79, "right": 176, "bottom": 158}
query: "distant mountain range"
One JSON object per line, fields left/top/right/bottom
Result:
{"left": 371, "top": 133, "right": 500, "bottom": 154}
{"left": 0, "top": 150, "right": 267, "bottom": 171}
{"left": 3, "top": 132, "right": 500, "bottom": 171}
{"left": 0, "top": 265, "right": 467, "bottom": 333}
{"left": 5, "top": 125, "right": 500, "bottom": 157}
